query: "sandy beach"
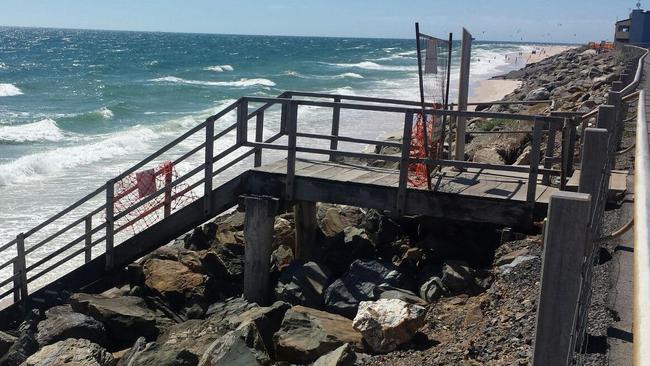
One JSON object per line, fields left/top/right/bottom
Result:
{"left": 469, "top": 45, "right": 576, "bottom": 105}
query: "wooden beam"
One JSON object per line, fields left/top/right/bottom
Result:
{"left": 243, "top": 195, "right": 278, "bottom": 306}
{"left": 294, "top": 201, "right": 317, "bottom": 261}
{"left": 532, "top": 191, "right": 591, "bottom": 366}
{"left": 455, "top": 28, "right": 472, "bottom": 161}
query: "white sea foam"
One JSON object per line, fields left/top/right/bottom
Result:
{"left": 204, "top": 65, "right": 234, "bottom": 72}
{"left": 99, "top": 107, "right": 114, "bottom": 119}
{"left": 0, "top": 119, "right": 65, "bottom": 143}
{"left": 0, "top": 83, "right": 23, "bottom": 97}
{"left": 0, "top": 126, "right": 157, "bottom": 185}
{"left": 0, "top": 63, "right": 6, "bottom": 69}
{"left": 151, "top": 76, "right": 275, "bottom": 87}
{"left": 284, "top": 71, "right": 363, "bottom": 80}
{"left": 321, "top": 61, "right": 416, "bottom": 72}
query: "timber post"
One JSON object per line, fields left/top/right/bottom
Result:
{"left": 329, "top": 97, "right": 341, "bottom": 161}
{"left": 454, "top": 28, "right": 472, "bottom": 161}
{"left": 204, "top": 118, "right": 215, "bottom": 215}
{"left": 578, "top": 128, "right": 609, "bottom": 218}
{"left": 13, "top": 233, "right": 27, "bottom": 304}
{"left": 105, "top": 180, "right": 115, "bottom": 271}
{"left": 526, "top": 118, "right": 542, "bottom": 203}
{"left": 542, "top": 120, "right": 557, "bottom": 185}
{"left": 294, "top": 201, "right": 318, "bottom": 261}
{"left": 243, "top": 195, "right": 279, "bottom": 306}
{"left": 254, "top": 111, "right": 264, "bottom": 167}
{"left": 532, "top": 191, "right": 591, "bottom": 366}
{"left": 84, "top": 216, "right": 92, "bottom": 263}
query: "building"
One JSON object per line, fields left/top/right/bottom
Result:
{"left": 615, "top": 9, "right": 650, "bottom": 46}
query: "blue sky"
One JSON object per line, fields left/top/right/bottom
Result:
{"left": 0, "top": 0, "right": 635, "bottom": 43}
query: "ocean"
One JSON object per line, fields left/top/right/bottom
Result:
{"left": 0, "top": 27, "right": 544, "bottom": 285}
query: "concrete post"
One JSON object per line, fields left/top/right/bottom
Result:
{"left": 578, "top": 128, "right": 609, "bottom": 221}
{"left": 454, "top": 28, "right": 472, "bottom": 161}
{"left": 243, "top": 195, "right": 278, "bottom": 306}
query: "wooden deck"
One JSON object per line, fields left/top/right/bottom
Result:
{"left": 254, "top": 158, "right": 558, "bottom": 205}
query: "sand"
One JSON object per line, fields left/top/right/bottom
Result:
{"left": 468, "top": 45, "right": 576, "bottom": 106}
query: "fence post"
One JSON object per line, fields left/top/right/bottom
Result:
{"left": 396, "top": 111, "right": 414, "bottom": 216}
{"left": 163, "top": 165, "right": 172, "bottom": 218}
{"left": 532, "top": 191, "right": 591, "bottom": 366}
{"left": 454, "top": 28, "right": 472, "bottom": 161}
{"left": 204, "top": 118, "right": 214, "bottom": 215}
{"left": 254, "top": 111, "right": 264, "bottom": 167}
{"left": 105, "top": 180, "right": 114, "bottom": 271}
{"left": 85, "top": 216, "right": 92, "bottom": 263}
{"left": 329, "top": 97, "right": 341, "bottom": 161}
{"left": 243, "top": 195, "right": 278, "bottom": 306}
{"left": 578, "top": 128, "right": 609, "bottom": 222}
{"left": 526, "top": 118, "right": 542, "bottom": 203}
{"left": 596, "top": 105, "right": 616, "bottom": 166}
{"left": 542, "top": 120, "right": 558, "bottom": 185}
{"left": 13, "top": 233, "right": 27, "bottom": 303}
{"left": 607, "top": 90, "right": 623, "bottom": 150}
{"left": 285, "top": 101, "right": 298, "bottom": 202}
{"left": 236, "top": 99, "right": 248, "bottom": 145}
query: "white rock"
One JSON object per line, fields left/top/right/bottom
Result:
{"left": 351, "top": 299, "right": 426, "bottom": 353}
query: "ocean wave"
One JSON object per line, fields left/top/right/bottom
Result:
{"left": 0, "top": 83, "right": 23, "bottom": 97}
{"left": 283, "top": 71, "right": 363, "bottom": 80}
{"left": 204, "top": 65, "right": 234, "bottom": 72}
{"left": 0, "top": 126, "right": 157, "bottom": 186}
{"left": 0, "top": 119, "right": 65, "bottom": 143}
{"left": 99, "top": 107, "right": 114, "bottom": 119}
{"left": 151, "top": 76, "right": 275, "bottom": 87}
{"left": 0, "top": 63, "right": 6, "bottom": 69}
{"left": 321, "top": 61, "right": 415, "bottom": 72}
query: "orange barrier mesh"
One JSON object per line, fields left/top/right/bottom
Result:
{"left": 408, "top": 112, "right": 442, "bottom": 188}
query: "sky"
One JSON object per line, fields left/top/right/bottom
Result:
{"left": 0, "top": 0, "right": 637, "bottom": 43}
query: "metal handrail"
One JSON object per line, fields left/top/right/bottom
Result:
{"left": 634, "top": 89, "right": 650, "bottom": 365}
{"left": 621, "top": 45, "right": 650, "bottom": 96}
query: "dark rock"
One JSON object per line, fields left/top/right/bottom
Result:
{"left": 0, "top": 331, "right": 16, "bottom": 357}
{"left": 275, "top": 261, "right": 331, "bottom": 309}
{"left": 441, "top": 260, "right": 474, "bottom": 293}
{"left": 198, "top": 321, "right": 270, "bottom": 366}
{"left": 206, "top": 297, "right": 256, "bottom": 318}
{"left": 0, "top": 329, "right": 38, "bottom": 366}
{"left": 116, "top": 337, "right": 197, "bottom": 366}
{"left": 271, "top": 244, "right": 294, "bottom": 272}
{"left": 524, "top": 87, "right": 550, "bottom": 101}
{"left": 274, "top": 306, "right": 362, "bottom": 364}
{"left": 377, "top": 286, "right": 427, "bottom": 306}
{"left": 419, "top": 276, "right": 447, "bottom": 303}
{"left": 312, "top": 343, "right": 356, "bottom": 366}
{"left": 70, "top": 293, "right": 170, "bottom": 347}
{"left": 185, "top": 227, "right": 210, "bottom": 251}
{"left": 343, "top": 227, "right": 375, "bottom": 260}
{"left": 36, "top": 305, "right": 106, "bottom": 347}
{"left": 24, "top": 338, "right": 114, "bottom": 366}
{"left": 323, "top": 259, "right": 408, "bottom": 318}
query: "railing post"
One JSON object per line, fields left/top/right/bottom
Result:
{"left": 13, "top": 233, "right": 27, "bottom": 303}
{"left": 329, "top": 97, "right": 341, "bottom": 162}
{"left": 204, "top": 118, "right": 215, "bottom": 215}
{"left": 280, "top": 94, "right": 292, "bottom": 134}
{"left": 607, "top": 90, "right": 623, "bottom": 150}
{"left": 84, "top": 216, "right": 92, "bottom": 263}
{"left": 396, "top": 111, "right": 414, "bottom": 216}
{"left": 578, "top": 128, "right": 609, "bottom": 225}
{"left": 596, "top": 105, "right": 616, "bottom": 166}
{"left": 236, "top": 99, "right": 248, "bottom": 145}
{"left": 163, "top": 164, "right": 172, "bottom": 218}
{"left": 254, "top": 111, "right": 264, "bottom": 167}
{"left": 542, "top": 119, "right": 558, "bottom": 185}
{"left": 526, "top": 118, "right": 542, "bottom": 203}
{"left": 286, "top": 101, "right": 298, "bottom": 201}
{"left": 532, "top": 191, "right": 592, "bottom": 366}
{"left": 105, "top": 180, "right": 114, "bottom": 271}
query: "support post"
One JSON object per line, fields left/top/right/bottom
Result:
{"left": 236, "top": 99, "right": 248, "bottom": 145}
{"left": 105, "top": 180, "right": 114, "bottom": 271}
{"left": 578, "top": 128, "right": 609, "bottom": 223}
{"left": 13, "top": 233, "right": 27, "bottom": 303}
{"left": 454, "top": 28, "right": 472, "bottom": 161}
{"left": 396, "top": 112, "right": 414, "bottom": 215}
{"left": 204, "top": 119, "right": 215, "bottom": 215}
{"left": 85, "top": 216, "right": 92, "bottom": 263}
{"left": 286, "top": 101, "right": 298, "bottom": 201}
{"left": 243, "top": 195, "right": 278, "bottom": 306}
{"left": 542, "top": 120, "right": 558, "bottom": 185}
{"left": 526, "top": 118, "right": 542, "bottom": 203}
{"left": 163, "top": 165, "right": 172, "bottom": 218}
{"left": 254, "top": 111, "right": 264, "bottom": 167}
{"left": 532, "top": 191, "right": 591, "bottom": 366}
{"left": 596, "top": 105, "right": 616, "bottom": 166}
{"left": 329, "top": 97, "right": 341, "bottom": 162}
{"left": 294, "top": 201, "right": 317, "bottom": 261}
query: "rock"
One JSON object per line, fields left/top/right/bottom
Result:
{"left": 324, "top": 259, "right": 408, "bottom": 318}
{"left": 206, "top": 297, "right": 256, "bottom": 318}
{"left": 273, "top": 218, "right": 294, "bottom": 249}
{"left": 524, "top": 87, "right": 550, "bottom": 101}
{"left": 472, "top": 147, "right": 505, "bottom": 165}
{"left": 317, "top": 205, "right": 364, "bottom": 238}
{"left": 151, "top": 318, "right": 231, "bottom": 361}
{"left": 214, "top": 211, "right": 246, "bottom": 234}
{"left": 352, "top": 299, "right": 427, "bottom": 353}
{"left": 70, "top": 293, "right": 169, "bottom": 346}
{"left": 495, "top": 247, "right": 531, "bottom": 266}
{"left": 312, "top": 343, "right": 356, "bottom": 366}
{"left": 342, "top": 227, "right": 375, "bottom": 260}
{"left": 441, "top": 260, "right": 474, "bottom": 293}
{"left": 36, "top": 305, "right": 106, "bottom": 347}
{"left": 185, "top": 227, "right": 210, "bottom": 251}
{"left": 270, "top": 244, "right": 294, "bottom": 272}
{"left": 274, "top": 306, "right": 362, "bottom": 364}
{"left": 116, "top": 337, "right": 197, "bottom": 366}
{"left": 377, "top": 287, "right": 427, "bottom": 306}
{"left": 499, "top": 255, "right": 538, "bottom": 274}
{"left": 211, "top": 243, "right": 245, "bottom": 282}
{"left": 198, "top": 321, "right": 270, "bottom": 366}
{"left": 142, "top": 258, "right": 207, "bottom": 306}
{"left": 24, "top": 338, "right": 114, "bottom": 366}
{"left": 0, "top": 331, "right": 16, "bottom": 357}
{"left": 513, "top": 146, "right": 531, "bottom": 165}
{"left": 419, "top": 276, "right": 447, "bottom": 303}
{"left": 275, "top": 261, "right": 331, "bottom": 309}
{"left": 0, "top": 329, "right": 37, "bottom": 366}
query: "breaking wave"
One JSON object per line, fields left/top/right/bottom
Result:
{"left": 0, "top": 83, "right": 23, "bottom": 97}
{"left": 204, "top": 65, "right": 234, "bottom": 72}
{"left": 283, "top": 71, "right": 363, "bottom": 80}
{"left": 151, "top": 76, "right": 275, "bottom": 87}
{"left": 321, "top": 61, "right": 416, "bottom": 72}
{"left": 0, "top": 119, "right": 65, "bottom": 143}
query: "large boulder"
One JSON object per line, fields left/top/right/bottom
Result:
{"left": 36, "top": 305, "right": 106, "bottom": 347}
{"left": 206, "top": 297, "right": 256, "bottom": 318}
{"left": 275, "top": 261, "right": 331, "bottom": 309}
{"left": 317, "top": 205, "right": 365, "bottom": 238}
{"left": 69, "top": 293, "right": 170, "bottom": 346}
{"left": 273, "top": 306, "right": 362, "bottom": 364}
{"left": 0, "top": 329, "right": 37, "bottom": 366}
{"left": 24, "top": 338, "right": 114, "bottom": 366}
{"left": 198, "top": 321, "right": 270, "bottom": 366}
{"left": 323, "top": 260, "right": 408, "bottom": 318}
{"left": 116, "top": 337, "right": 196, "bottom": 366}
{"left": 441, "top": 260, "right": 474, "bottom": 293}
{"left": 352, "top": 299, "right": 427, "bottom": 353}
{"left": 419, "top": 276, "right": 447, "bottom": 303}
{"left": 525, "top": 87, "right": 551, "bottom": 101}
{"left": 312, "top": 343, "right": 356, "bottom": 366}
{"left": 142, "top": 258, "right": 207, "bottom": 306}
{"left": 0, "top": 330, "right": 16, "bottom": 357}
